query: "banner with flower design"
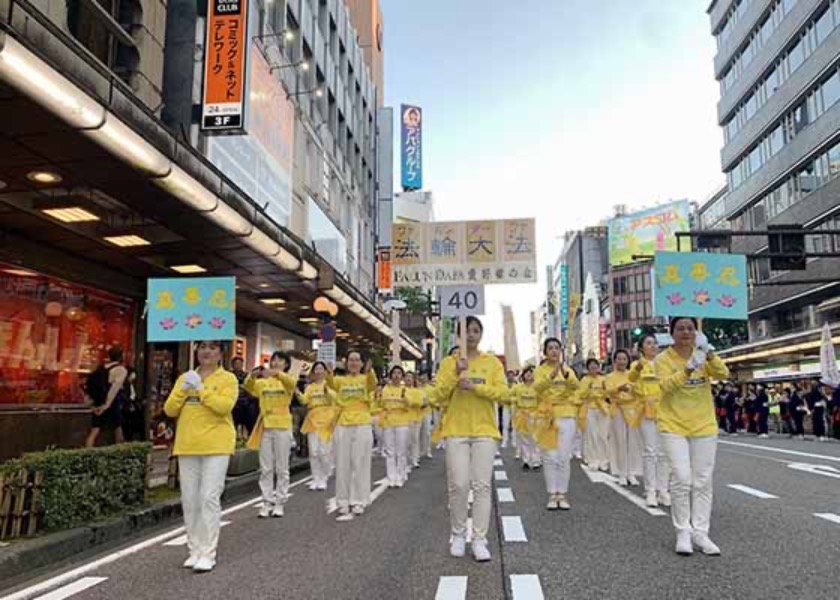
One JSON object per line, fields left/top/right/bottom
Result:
{"left": 147, "top": 277, "right": 236, "bottom": 341}
{"left": 653, "top": 251, "right": 747, "bottom": 321}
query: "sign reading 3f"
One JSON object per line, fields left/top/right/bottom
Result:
{"left": 401, "top": 104, "right": 423, "bottom": 191}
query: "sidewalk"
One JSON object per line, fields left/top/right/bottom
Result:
{"left": 0, "top": 458, "right": 309, "bottom": 587}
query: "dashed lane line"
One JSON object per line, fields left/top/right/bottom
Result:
{"left": 510, "top": 575, "right": 545, "bottom": 600}
{"left": 494, "top": 471, "right": 508, "bottom": 482}
{"left": 727, "top": 484, "right": 778, "bottom": 499}
{"left": 32, "top": 578, "right": 108, "bottom": 600}
{"left": 497, "top": 488, "right": 515, "bottom": 503}
{"left": 502, "top": 516, "right": 527, "bottom": 542}
{"left": 435, "top": 576, "right": 468, "bottom": 600}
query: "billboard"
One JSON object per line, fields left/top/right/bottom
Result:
{"left": 653, "top": 251, "right": 747, "bottom": 320}
{"left": 201, "top": 0, "right": 249, "bottom": 131}
{"left": 392, "top": 219, "right": 537, "bottom": 287}
{"left": 608, "top": 201, "right": 691, "bottom": 266}
{"left": 559, "top": 264, "right": 568, "bottom": 337}
{"left": 147, "top": 277, "right": 236, "bottom": 342}
{"left": 400, "top": 104, "right": 423, "bottom": 190}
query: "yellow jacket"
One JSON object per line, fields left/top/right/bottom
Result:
{"left": 629, "top": 359, "right": 662, "bottom": 421}
{"left": 655, "top": 348, "right": 730, "bottom": 438}
{"left": 435, "top": 353, "right": 507, "bottom": 439}
{"left": 164, "top": 368, "right": 237, "bottom": 456}
{"left": 300, "top": 382, "right": 336, "bottom": 441}
{"left": 606, "top": 370, "right": 642, "bottom": 427}
{"left": 327, "top": 370, "right": 378, "bottom": 426}
{"left": 534, "top": 363, "right": 581, "bottom": 419}
{"left": 245, "top": 372, "right": 297, "bottom": 429}
{"left": 576, "top": 374, "right": 609, "bottom": 414}
{"left": 512, "top": 383, "right": 539, "bottom": 433}
{"left": 406, "top": 387, "right": 426, "bottom": 423}
{"left": 380, "top": 384, "right": 413, "bottom": 428}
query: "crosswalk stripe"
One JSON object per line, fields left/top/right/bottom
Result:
{"left": 497, "top": 488, "right": 515, "bottom": 503}
{"left": 435, "top": 576, "right": 468, "bottom": 600}
{"left": 494, "top": 471, "right": 508, "bottom": 481}
{"left": 815, "top": 513, "right": 840, "bottom": 525}
{"left": 33, "top": 577, "right": 108, "bottom": 600}
{"left": 163, "top": 521, "right": 230, "bottom": 546}
{"left": 510, "top": 574, "right": 544, "bottom": 600}
{"left": 727, "top": 484, "right": 778, "bottom": 499}
{"left": 502, "top": 516, "right": 527, "bottom": 542}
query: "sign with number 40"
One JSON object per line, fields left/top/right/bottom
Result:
{"left": 440, "top": 285, "right": 485, "bottom": 317}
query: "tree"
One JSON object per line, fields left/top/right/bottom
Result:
{"left": 395, "top": 288, "right": 430, "bottom": 315}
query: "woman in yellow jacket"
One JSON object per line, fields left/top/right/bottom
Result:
{"left": 405, "top": 371, "right": 424, "bottom": 471}
{"left": 629, "top": 334, "right": 671, "bottom": 508}
{"left": 655, "top": 317, "right": 729, "bottom": 557}
{"left": 436, "top": 317, "right": 507, "bottom": 562}
{"left": 577, "top": 358, "right": 610, "bottom": 472}
{"left": 418, "top": 371, "right": 435, "bottom": 459}
{"left": 164, "top": 340, "right": 237, "bottom": 573}
{"left": 380, "top": 366, "right": 413, "bottom": 488}
{"left": 512, "top": 366, "right": 541, "bottom": 470}
{"left": 534, "top": 338, "right": 580, "bottom": 511}
{"left": 606, "top": 349, "right": 643, "bottom": 487}
{"left": 245, "top": 351, "right": 298, "bottom": 519}
{"left": 327, "top": 351, "right": 378, "bottom": 521}
{"left": 300, "top": 361, "right": 336, "bottom": 492}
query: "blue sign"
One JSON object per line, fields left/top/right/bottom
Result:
{"left": 147, "top": 277, "right": 236, "bottom": 342}
{"left": 653, "top": 252, "right": 747, "bottom": 321}
{"left": 559, "top": 264, "right": 568, "bottom": 334}
{"left": 400, "top": 104, "right": 423, "bottom": 190}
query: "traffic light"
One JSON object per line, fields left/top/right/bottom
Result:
{"left": 768, "top": 225, "right": 806, "bottom": 271}
{"left": 632, "top": 327, "right": 643, "bottom": 337}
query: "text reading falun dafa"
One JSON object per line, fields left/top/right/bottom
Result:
{"left": 147, "top": 277, "right": 237, "bottom": 342}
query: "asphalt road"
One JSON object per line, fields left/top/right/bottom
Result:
{"left": 3, "top": 434, "right": 840, "bottom": 600}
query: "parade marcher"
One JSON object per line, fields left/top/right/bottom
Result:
{"left": 372, "top": 381, "right": 385, "bottom": 458}
{"left": 500, "top": 371, "right": 516, "bottom": 449}
{"left": 327, "top": 351, "right": 378, "bottom": 521}
{"left": 756, "top": 384, "right": 770, "bottom": 439}
{"left": 380, "top": 366, "right": 412, "bottom": 488}
{"left": 436, "top": 317, "right": 507, "bottom": 562}
{"left": 512, "top": 367, "right": 541, "bottom": 470}
{"left": 629, "top": 334, "right": 671, "bottom": 508}
{"left": 164, "top": 340, "right": 237, "bottom": 573}
{"left": 406, "top": 371, "right": 424, "bottom": 470}
{"left": 245, "top": 351, "right": 298, "bottom": 519}
{"left": 534, "top": 338, "right": 580, "bottom": 511}
{"left": 655, "top": 317, "right": 729, "bottom": 557}
{"left": 419, "top": 372, "right": 435, "bottom": 459}
{"left": 577, "top": 358, "right": 609, "bottom": 473}
{"left": 300, "top": 362, "right": 337, "bottom": 491}
{"left": 606, "top": 349, "right": 642, "bottom": 487}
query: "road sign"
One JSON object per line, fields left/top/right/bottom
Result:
{"left": 317, "top": 341, "right": 336, "bottom": 368}
{"left": 440, "top": 286, "right": 485, "bottom": 317}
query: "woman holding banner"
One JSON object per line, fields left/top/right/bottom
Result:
{"left": 164, "top": 340, "right": 237, "bottom": 573}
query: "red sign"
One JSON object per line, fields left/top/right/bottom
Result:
{"left": 377, "top": 247, "right": 393, "bottom": 292}
{"left": 201, "top": 0, "right": 248, "bottom": 131}
{"left": 599, "top": 320, "right": 609, "bottom": 360}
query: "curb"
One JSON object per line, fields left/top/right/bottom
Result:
{"left": 0, "top": 460, "right": 309, "bottom": 586}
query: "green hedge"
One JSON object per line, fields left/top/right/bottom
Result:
{"left": 0, "top": 443, "right": 151, "bottom": 532}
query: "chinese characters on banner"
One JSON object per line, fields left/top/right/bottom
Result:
{"left": 400, "top": 104, "right": 423, "bottom": 190}
{"left": 201, "top": 0, "right": 248, "bottom": 132}
{"left": 653, "top": 251, "right": 748, "bottom": 320}
{"left": 392, "top": 219, "right": 537, "bottom": 287}
{"left": 147, "top": 277, "right": 237, "bottom": 342}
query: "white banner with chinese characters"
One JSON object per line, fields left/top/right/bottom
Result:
{"left": 391, "top": 219, "right": 537, "bottom": 287}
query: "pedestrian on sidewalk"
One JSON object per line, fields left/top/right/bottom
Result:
{"left": 577, "top": 358, "right": 609, "bottom": 473}
{"left": 437, "top": 316, "right": 507, "bottom": 562}
{"left": 245, "top": 351, "right": 299, "bottom": 519}
{"left": 300, "top": 361, "right": 336, "bottom": 491}
{"left": 164, "top": 340, "right": 237, "bottom": 573}
{"left": 655, "top": 317, "right": 729, "bottom": 557}
{"left": 724, "top": 384, "right": 739, "bottom": 436}
{"left": 380, "top": 366, "right": 412, "bottom": 488}
{"left": 84, "top": 346, "right": 128, "bottom": 448}
{"left": 808, "top": 380, "right": 828, "bottom": 442}
{"left": 607, "top": 349, "right": 643, "bottom": 488}
{"left": 630, "top": 334, "right": 671, "bottom": 508}
{"left": 512, "top": 367, "right": 541, "bottom": 470}
{"left": 791, "top": 383, "right": 808, "bottom": 440}
{"left": 328, "top": 351, "right": 378, "bottom": 521}
{"left": 756, "top": 384, "right": 770, "bottom": 439}
{"left": 534, "top": 338, "right": 580, "bottom": 511}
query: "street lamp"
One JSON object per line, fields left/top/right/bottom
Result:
{"left": 287, "top": 86, "right": 324, "bottom": 100}
{"left": 269, "top": 60, "right": 310, "bottom": 74}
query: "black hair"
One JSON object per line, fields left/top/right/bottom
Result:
{"left": 520, "top": 366, "right": 535, "bottom": 381}
{"left": 448, "top": 346, "right": 460, "bottom": 357}
{"left": 389, "top": 365, "right": 405, "bottom": 378}
{"left": 637, "top": 333, "right": 657, "bottom": 352}
{"left": 543, "top": 337, "right": 562, "bottom": 356}
{"left": 669, "top": 316, "right": 699, "bottom": 335}
{"left": 270, "top": 351, "right": 291, "bottom": 372}
{"left": 613, "top": 349, "right": 631, "bottom": 363}
{"left": 457, "top": 316, "right": 484, "bottom": 334}
{"left": 231, "top": 356, "right": 244, "bottom": 365}
{"left": 586, "top": 358, "right": 601, "bottom": 369}
{"left": 310, "top": 361, "right": 328, "bottom": 373}
{"left": 107, "top": 346, "right": 124, "bottom": 363}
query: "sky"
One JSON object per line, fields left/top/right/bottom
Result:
{"left": 382, "top": 0, "right": 726, "bottom": 361}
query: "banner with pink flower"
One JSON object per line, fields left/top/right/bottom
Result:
{"left": 147, "top": 277, "right": 236, "bottom": 341}
{"left": 653, "top": 251, "right": 747, "bottom": 320}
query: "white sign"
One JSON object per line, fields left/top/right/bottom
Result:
{"left": 440, "top": 286, "right": 485, "bottom": 317}
{"left": 317, "top": 341, "right": 337, "bottom": 368}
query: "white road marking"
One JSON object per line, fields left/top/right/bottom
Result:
{"left": 2, "top": 476, "right": 312, "bottom": 600}
{"left": 787, "top": 463, "right": 840, "bottom": 480}
{"left": 163, "top": 521, "right": 231, "bottom": 546}
{"left": 369, "top": 478, "right": 390, "bottom": 504}
{"left": 32, "top": 578, "right": 108, "bottom": 600}
{"left": 502, "top": 516, "right": 527, "bottom": 542}
{"left": 255, "top": 493, "right": 294, "bottom": 510}
{"left": 719, "top": 440, "right": 840, "bottom": 463}
{"left": 510, "top": 574, "right": 544, "bottom": 600}
{"left": 497, "top": 488, "right": 515, "bottom": 503}
{"left": 327, "top": 478, "right": 388, "bottom": 515}
{"left": 468, "top": 490, "right": 474, "bottom": 505}
{"left": 581, "top": 465, "right": 665, "bottom": 517}
{"left": 727, "top": 484, "right": 778, "bottom": 499}
{"left": 814, "top": 513, "right": 840, "bottom": 525}
{"left": 494, "top": 459, "right": 504, "bottom": 466}
{"left": 494, "top": 471, "right": 508, "bottom": 482}
{"left": 435, "top": 576, "right": 468, "bottom": 600}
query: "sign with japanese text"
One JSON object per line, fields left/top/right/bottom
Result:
{"left": 377, "top": 247, "right": 393, "bottom": 292}
{"left": 400, "top": 104, "right": 423, "bottom": 190}
{"left": 608, "top": 200, "right": 691, "bottom": 266}
{"left": 201, "top": 0, "right": 249, "bottom": 132}
{"left": 653, "top": 251, "right": 747, "bottom": 320}
{"left": 147, "top": 277, "right": 236, "bottom": 342}
{"left": 559, "top": 263, "right": 568, "bottom": 336}
{"left": 391, "top": 219, "right": 536, "bottom": 287}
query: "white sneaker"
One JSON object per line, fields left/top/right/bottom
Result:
{"left": 645, "top": 492, "right": 658, "bottom": 507}
{"left": 352, "top": 505, "right": 365, "bottom": 516}
{"left": 692, "top": 532, "right": 721, "bottom": 556}
{"left": 426, "top": 453, "right": 433, "bottom": 459}
{"left": 193, "top": 557, "right": 215, "bottom": 573}
{"left": 271, "top": 505, "right": 284, "bottom": 518}
{"left": 183, "top": 554, "right": 199, "bottom": 569}
{"left": 658, "top": 491, "right": 672, "bottom": 507}
{"left": 413, "top": 461, "right": 421, "bottom": 468}
{"left": 758, "top": 434, "right": 769, "bottom": 439}
{"left": 450, "top": 535, "right": 466, "bottom": 557}
{"left": 472, "top": 541, "right": 492, "bottom": 562}
{"left": 557, "top": 495, "right": 571, "bottom": 510}
{"left": 546, "top": 496, "right": 559, "bottom": 511}
{"left": 574, "top": 453, "right": 583, "bottom": 460}
{"left": 628, "top": 476, "right": 640, "bottom": 487}
{"left": 336, "top": 509, "right": 354, "bottom": 522}
{"left": 258, "top": 506, "right": 271, "bottom": 519}
{"left": 676, "top": 530, "right": 693, "bottom": 556}
{"left": 618, "top": 477, "right": 629, "bottom": 487}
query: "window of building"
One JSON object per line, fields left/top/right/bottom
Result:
{"left": 823, "top": 69, "right": 840, "bottom": 110}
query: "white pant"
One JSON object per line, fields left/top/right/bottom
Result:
{"left": 584, "top": 409, "right": 609, "bottom": 470}
{"left": 446, "top": 437, "right": 497, "bottom": 543}
{"left": 609, "top": 411, "right": 643, "bottom": 478}
{"left": 259, "top": 428, "right": 292, "bottom": 506}
{"left": 420, "top": 414, "right": 433, "bottom": 456}
{"left": 178, "top": 455, "right": 230, "bottom": 561}
{"left": 519, "top": 428, "right": 541, "bottom": 467}
{"left": 641, "top": 419, "right": 671, "bottom": 494}
{"left": 409, "top": 421, "right": 421, "bottom": 465}
{"left": 628, "top": 422, "right": 644, "bottom": 477}
{"left": 383, "top": 426, "right": 410, "bottom": 484}
{"left": 542, "top": 418, "right": 577, "bottom": 495}
{"left": 573, "top": 430, "right": 583, "bottom": 456}
{"left": 661, "top": 434, "right": 717, "bottom": 534}
{"left": 308, "top": 432, "right": 333, "bottom": 487}
{"left": 335, "top": 424, "right": 373, "bottom": 510}
{"left": 501, "top": 407, "right": 512, "bottom": 447}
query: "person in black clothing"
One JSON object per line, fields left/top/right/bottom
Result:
{"left": 714, "top": 385, "right": 727, "bottom": 432}
{"left": 831, "top": 385, "right": 840, "bottom": 440}
{"left": 779, "top": 387, "right": 792, "bottom": 435}
{"left": 808, "top": 380, "right": 828, "bottom": 442}
{"left": 121, "top": 368, "right": 146, "bottom": 441}
{"left": 755, "top": 384, "right": 770, "bottom": 439}
{"left": 744, "top": 384, "right": 757, "bottom": 434}
{"left": 724, "top": 384, "right": 739, "bottom": 436}
{"left": 231, "top": 357, "right": 258, "bottom": 437}
{"left": 790, "top": 383, "right": 808, "bottom": 439}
